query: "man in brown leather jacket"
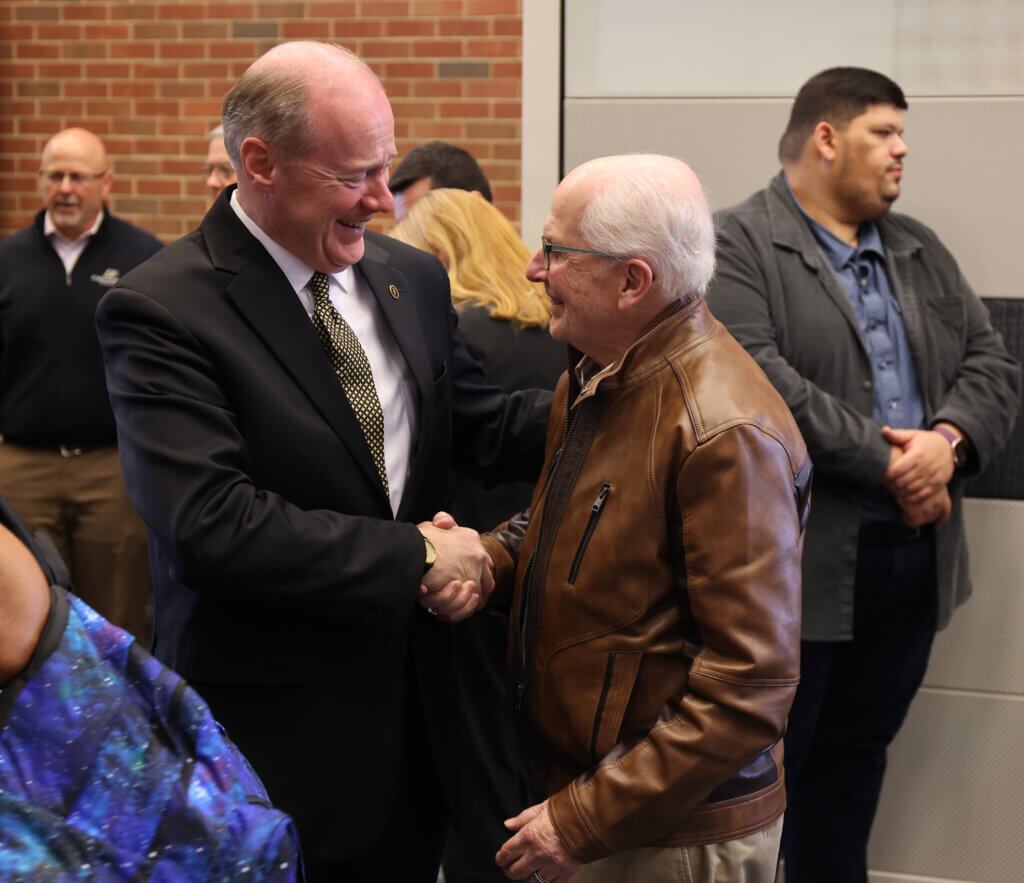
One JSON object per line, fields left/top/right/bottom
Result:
{"left": 477, "top": 155, "right": 812, "bottom": 882}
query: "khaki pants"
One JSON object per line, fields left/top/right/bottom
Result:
{"left": 0, "top": 441, "right": 151, "bottom": 641}
{"left": 574, "top": 815, "right": 782, "bottom": 883}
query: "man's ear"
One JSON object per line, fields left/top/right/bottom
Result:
{"left": 238, "top": 136, "right": 276, "bottom": 189}
{"left": 812, "top": 121, "right": 839, "bottom": 162}
{"left": 617, "top": 258, "right": 654, "bottom": 312}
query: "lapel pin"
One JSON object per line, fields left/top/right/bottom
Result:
{"left": 388, "top": 284, "right": 400, "bottom": 299}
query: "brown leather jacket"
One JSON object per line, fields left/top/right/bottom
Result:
{"left": 483, "top": 299, "right": 811, "bottom": 863}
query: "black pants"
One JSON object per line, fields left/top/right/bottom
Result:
{"left": 781, "top": 527, "right": 937, "bottom": 883}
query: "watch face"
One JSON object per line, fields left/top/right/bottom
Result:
{"left": 952, "top": 439, "right": 968, "bottom": 467}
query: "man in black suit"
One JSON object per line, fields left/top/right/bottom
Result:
{"left": 95, "top": 42, "right": 548, "bottom": 881}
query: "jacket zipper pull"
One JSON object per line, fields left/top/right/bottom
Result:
{"left": 592, "top": 485, "right": 610, "bottom": 512}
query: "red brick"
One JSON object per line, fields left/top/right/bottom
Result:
{"left": 466, "top": 0, "right": 517, "bottom": 12}
{"left": 84, "top": 100, "right": 126, "bottom": 115}
{"left": 15, "top": 5, "right": 58, "bottom": 22}
{"left": 112, "top": 4, "right": 157, "bottom": 19}
{"left": 62, "top": 5, "right": 111, "bottom": 21}
{"left": 136, "top": 100, "right": 181, "bottom": 116}
{"left": 162, "top": 158, "right": 204, "bottom": 175}
{"left": 282, "top": 21, "right": 331, "bottom": 38}
{"left": 183, "top": 21, "right": 228, "bottom": 38}
{"left": 440, "top": 19, "right": 489, "bottom": 36}
{"left": 385, "top": 19, "right": 436, "bottom": 37}
{"left": 84, "top": 23, "right": 132, "bottom": 39}
{"left": 138, "top": 179, "right": 182, "bottom": 195}
{"left": 111, "top": 118, "right": 159, "bottom": 135}
{"left": 408, "top": 120, "right": 462, "bottom": 138}
{"left": 183, "top": 99, "right": 223, "bottom": 116}
{"left": 116, "top": 82, "right": 159, "bottom": 98}
{"left": 333, "top": 19, "right": 381, "bottom": 37}
{"left": 99, "top": 137, "right": 136, "bottom": 154}
{"left": 159, "top": 81, "right": 205, "bottom": 98}
{"left": 209, "top": 40, "right": 257, "bottom": 58}
{"left": 466, "top": 79, "right": 517, "bottom": 98}
{"left": 206, "top": 80, "right": 235, "bottom": 98}
{"left": 161, "top": 118, "right": 208, "bottom": 136}
{"left": 134, "top": 22, "right": 181, "bottom": 38}
{"left": 111, "top": 42, "right": 158, "bottom": 58}
{"left": 65, "top": 82, "right": 109, "bottom": 98}
{"left": 493, "top": 100, "right": 520, "bottom": 118}
{"left": 390, "top": 99, "right": 438, "bottom": 119}
{"left": 412, "top": 79, "right": 462, "bottom": 98}
{"left": 465, "top": 39, "right": 518, "bottom": 57}
{"left": 113, "top": 196, "right": 161, "bottom": 214}
{"left": 362, "top": 1, "right": 410, "bottom": 14}
{"left": 17, "top": 43, "right": 60, "bottom": 59}
{"left": 38, "top": 100, "right": 85, "bottom": 115}
{"left": 160, "top": 198, "right": 207, "bottom": 215}
{"left": 466, "top": 120, "right": 515, "bottom": 139}
{"left": 257, "top": 2, "right": 304, "bottom": 15}
{"left": 0, "top": 24, "right": 33, "bottom": 39}
{"left": 384, "top": 81, "right": 409, "bottom": 97}
{"left": 134, "top": 62, "right": 180, "bottom": 77}
{"left": 183, "top": 61, "right": 229, "bottom": 77}
{"left": 18, "top": 117, "right": 62, "bottom": 134}
{"left": 411, "top": 40, "right": 462, "bottom": 58}
{"left": 361, "top": 41, "right": 411, "bottom": 58}
{"left": 84, "top": 62, "right": 131, "bottom": 78}
{"left": 493, "top": 142, "right": 519, "bottom": 161}
{"left": 310, "top": 1, "right": 357, "bottom": 15}
{"left": 440, "top": 101, "right": 488, "bottom": 117}
{"left": 134, "top": 139, "right": 174, "bottom": 155}
{"left": 159, "top": 42, "right": 205, "bottom": 58}
{"left": 207, "top": 3, "right": 255, "bottom": 17}
{"left": 64, "top": 42, "right": 110, "bottom": 59}
{"left": 37, "top": 62, "right": 82, "bottom": 78}
{"left": 109, "top": 179, "right": 132, "bottom": 195}
{"left": 490, "top": 61, "right": 520, "bottom": 77}
{"left": 380, "top": 61, "right": 433, "bottom": 77}
{"left": 493, "top": 16, "right": 520, "bottom": 36}
{"left": 35, "top": 23, "right": 82, "bottom": 39}
{"left": 157, "top": 4, "right": 208, "bottom": 20}
{"left": 0, "top": 63, "right": 36, "bottom": 78}
{"left": 16, "top": 81, "right": 58, "bottom": 98}
{"left": 412, "top": 0, "right": 465, "bottom": 12}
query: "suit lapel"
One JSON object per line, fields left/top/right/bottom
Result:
{"left": 205, "top": 194, "right": 391, "bottom": 510}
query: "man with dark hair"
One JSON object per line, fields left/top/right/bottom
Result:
{"left": 0, "top": 127, "right": 161, "bottom": 641}
{"left": 95, "top": 41, "right": 548, "bottom": 881}
{"left": 389, "top": 140, "right": 493, "bottom": 220}
{"left": 707, "top": 66, "right": 1020, "bottom": 882}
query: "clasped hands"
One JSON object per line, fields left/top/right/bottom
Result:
{"left": 882, "top": 424, "right": 957, "bottom": 528}
{"left": 417, "top": 511, "right": 493, "bottom": 622}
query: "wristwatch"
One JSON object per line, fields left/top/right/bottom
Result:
{"left": 423, "top": 536, "right": 437, "bottom": 573}
{"left": 934, "top": 425, "right": 969, "bottom": 469}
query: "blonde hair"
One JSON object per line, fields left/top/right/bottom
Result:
{"left": 389, "top": 188, "right": 550, "bottom": 328}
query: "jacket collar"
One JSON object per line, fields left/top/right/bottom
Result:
{"left": 571, "top": 298, "right": 713, "bottom": 405}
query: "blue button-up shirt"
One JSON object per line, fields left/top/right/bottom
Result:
{"left": 790, "top": 188, "right": 926, "bottom": 521}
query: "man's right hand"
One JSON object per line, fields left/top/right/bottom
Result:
{"left": 417, "top": 517, "right": 495, "bottom": 621}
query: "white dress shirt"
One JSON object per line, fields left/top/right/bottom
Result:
{"left": 230, "top": 191, "right": 417, "bottom": 515}
{"left": 45, "top": 209, "right": 104, "bottom": 280}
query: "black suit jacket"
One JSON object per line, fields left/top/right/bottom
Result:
{"left": 94, "top": 190, "right": 549, "bottom": 859}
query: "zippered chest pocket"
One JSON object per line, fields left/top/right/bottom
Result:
{"left": 567, "top": 483, "right": 612, "bottom": 585}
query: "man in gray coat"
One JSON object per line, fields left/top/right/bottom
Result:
{"left": 706, "top": 67, "right": 1020, "bottom": 883}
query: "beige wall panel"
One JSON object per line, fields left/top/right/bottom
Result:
{"left": 563, "top": 98, "right": 1024, "bottom": 298}
{"left": 867, "top": 689, "right": 1024, "bottom": 881}
{"left": 924, "top": 499, "right": 1024, "bottom": 694}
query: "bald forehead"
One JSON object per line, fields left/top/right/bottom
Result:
{"left": 252, "top": 41, "right": 375, "bottom": 92}
{"left": 41, "top": 128, "right": 107, "bottom": 169}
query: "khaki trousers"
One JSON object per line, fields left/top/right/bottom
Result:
{"left": 0, "top": 440, "right": 151, "bottom": 641}
{"left": 573, "top": 815, "right": 782, "bottom": 883}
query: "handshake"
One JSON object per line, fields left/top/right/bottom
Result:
{"left": 416, "top": 512, "right": 494, "bottom": 623}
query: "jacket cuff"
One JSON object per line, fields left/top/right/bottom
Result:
{"left": 481, "top": 534, "right": 516, "bottom": 612}
{"left": 548, "top": 783, "right": 614, "bottom": 865}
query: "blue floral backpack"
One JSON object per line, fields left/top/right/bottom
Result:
{"left": 0, "top": 496, "right": 304, "bottom": 881}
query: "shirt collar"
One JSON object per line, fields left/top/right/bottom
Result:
{"left": 44, "top": 208, "right": 104, "bottom": 243}
{"left": 784, "top": 176, "right": 884, "bottom": 271}
{"left": 229, "top": 189, "right": 355, "bottom": 295}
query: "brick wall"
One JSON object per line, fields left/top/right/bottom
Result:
{"left": 0, "top": 1, "right": 523, "bottom": 241}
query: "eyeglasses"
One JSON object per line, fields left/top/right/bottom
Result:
{"left": 39, "top": 170, "right": 108, "bottom": 186}
{"left": 203, "top": 162, "right": 235, "bottom": 180}
{"left": 541, "top": 237, "right": 629, "bottom": 271}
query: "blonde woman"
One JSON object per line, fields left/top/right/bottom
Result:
{"left": 390, "top": 188, "right": 563, "bottom": 883}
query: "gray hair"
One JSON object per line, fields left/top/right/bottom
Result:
{"left": 221, "top": 43, "right": 377, "bottom": 170}
{"left": 208, "top": 123, "right": 224, "bottom": 139}
{"left": 576, "top": 155, "right": 715, "bottom": 303}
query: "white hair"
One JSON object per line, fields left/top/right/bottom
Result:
{"left": 575, "top": 155, "right": 715, "bottom": 303}
{"left": 208, "top": 123, "right": 224, "bottom": 139}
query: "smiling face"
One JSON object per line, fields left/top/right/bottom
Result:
{"left": 831, "top": 103, "right": 907, "bottom": 223}
{"left": 244, "top": 61, "right": 396, "bottom": 273}
{"left": 39, "top": 129, "right": 111, "bottom": 240}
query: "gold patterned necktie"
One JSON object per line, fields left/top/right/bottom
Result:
{"left": 309, "top": 271, "right": 389, "bottom": 495}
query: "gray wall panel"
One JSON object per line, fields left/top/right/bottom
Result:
{"left": 563, "top": 97, "right": 1024, "bottom": 298}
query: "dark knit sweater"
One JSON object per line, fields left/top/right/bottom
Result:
{"left": 0, "top": 209, "right": 163, "bottom": 446}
